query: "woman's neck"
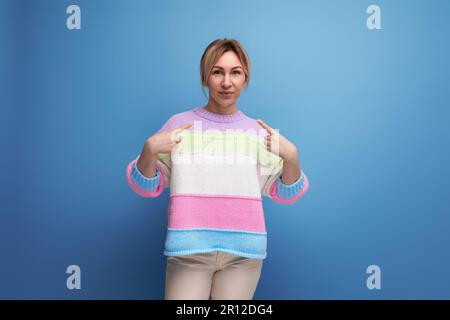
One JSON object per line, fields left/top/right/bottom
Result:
{"left": 204, "top": 99, "right": 238, "bottom": 115}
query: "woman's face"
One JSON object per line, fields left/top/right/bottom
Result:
{"left": 206, "top": 51, "right": 247, "bottom": 109}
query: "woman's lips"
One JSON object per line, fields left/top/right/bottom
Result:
{"left": 219, "top": 92, "right": 234, "bottom": 98}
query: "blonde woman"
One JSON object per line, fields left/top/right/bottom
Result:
{"left": 126, "top": 38, "right": 309, "bottom": 299}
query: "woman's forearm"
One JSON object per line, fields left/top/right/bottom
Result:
{"left": 281, "top": 149, "right": 302, "bottom": 185}
{"left": 136, "top": 142, "right": 159, "bottom": 178}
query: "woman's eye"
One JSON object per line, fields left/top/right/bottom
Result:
{"left": 212, "top": 70, "right": 241, "bottom": 75}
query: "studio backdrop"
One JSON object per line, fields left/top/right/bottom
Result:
{"left": 1, "top": 0, "right": 449, "bottom": 299}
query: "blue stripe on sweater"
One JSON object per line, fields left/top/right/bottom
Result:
{"left": 164, "top": 228, "right": 267, "bottom": 259}
{"left": 131, "top": 161, "right": 161, "bottom": 190}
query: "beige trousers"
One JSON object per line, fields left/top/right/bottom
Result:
{"left": 164, "top": 251, "right": 263, "bottom": 300}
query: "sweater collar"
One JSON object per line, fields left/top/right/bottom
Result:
{"left": 193, "top": 106, "right": 245, "bottom": 123}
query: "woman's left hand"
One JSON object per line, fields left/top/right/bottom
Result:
{"left": 257, "top": 119, "right": 298, "bottom": 161}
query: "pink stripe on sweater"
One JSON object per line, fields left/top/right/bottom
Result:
{"left": 170, "top": 193, "right": 261, "bottom": 200}
{"left": 126, "top": 159, "right": 165, "bottom": 197}
{"left": 168, "top": 194, "right": 266, "bottom": 232}
{"left": 268, "top": 174, "right": 309, "bottom": 204}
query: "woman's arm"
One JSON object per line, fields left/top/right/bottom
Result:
{"left": 280, "top": 147, "right": 301, "bottom": 185}
{"left": 136, "top": 120, "right": 193, "bottom": 179}
{"left": 257, "top": 118, "right": 302, "bottom": 183}
{"left": 126, "top": 121, "right": 192, "bottom": 198}
{"left": 257, "top": 119, "right": 308, "bottom": 204}
{"left": 136, "top": 140, "right": 159, "bottom": 178}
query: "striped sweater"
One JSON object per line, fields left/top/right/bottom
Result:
{"left": 126, "top": 106, "right": 309, "bottom": 259}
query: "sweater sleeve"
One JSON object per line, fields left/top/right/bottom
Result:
{"left": 268, "top": 170, "right": 309, "bottom": 204}
{"left": 125, "top": 116, "right": 174, "bottom": 198}
{"left": 126, "top": 154, "right": 167, "bottom": 197}
{"left": 258, "top": 144, "right": 309, "bottom": 204}
{"left": 131, "top": 160, "right": 161, "bottom": 190}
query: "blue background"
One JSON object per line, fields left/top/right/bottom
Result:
{"left": 1, "top": 0, "right": 449, "bottom": 299}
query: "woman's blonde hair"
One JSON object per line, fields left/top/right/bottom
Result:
{"left": 200, "top": 38, "right": 251, "bottom": 99}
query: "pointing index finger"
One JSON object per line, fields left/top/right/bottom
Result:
{"left": 257, "top": 119, "right": 273, "bottom": 135}
{"left": 177, "top": 122, "right": 193, "bottom": 130}
{"left": 171, "top": 122, "right": 192, "bottom": 143}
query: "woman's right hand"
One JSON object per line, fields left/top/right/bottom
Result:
{"left": 144, "top": 122, "right": 193, "bottom": 155}
{"left": 136, "top": 122, "right": 192, "bottom": 178}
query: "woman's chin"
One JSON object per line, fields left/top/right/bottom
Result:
{"left": 220, "top": 103, "right": 236, "bottom": 110}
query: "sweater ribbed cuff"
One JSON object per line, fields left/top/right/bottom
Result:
{"left": 131, "top": 161, "right": 161, "bottom": 191}
{"left": 276, "top": 170, "right": 306, "bottom": 199}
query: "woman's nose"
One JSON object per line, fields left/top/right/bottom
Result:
{"left": 222, "top": 74, "right": 232, "bottom": 87}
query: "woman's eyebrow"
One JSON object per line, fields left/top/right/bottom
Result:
{"left": 212, "top": 66, "right": 243, "bottom": 70}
